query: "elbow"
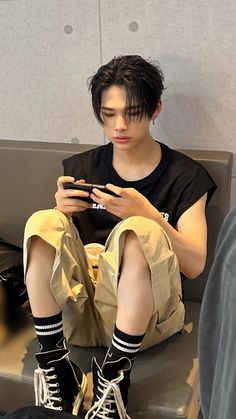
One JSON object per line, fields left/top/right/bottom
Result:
{"left": 187, "top": 268, "right": 203, "bottom": 280}
{"left": 183, "top": 256, "right": 206, "bottom": 280}
{"left": 186, "top": 260, "right": 206, "bottom": 279}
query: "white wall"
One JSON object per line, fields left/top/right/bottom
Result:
{"left": 0, "top": 0, "right": 235, "bottom": 206}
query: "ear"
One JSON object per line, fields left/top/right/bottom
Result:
{"left": 151, "top": 100, "right": 162, "bottom": 121}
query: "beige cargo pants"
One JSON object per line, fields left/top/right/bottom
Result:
{"left": 24, "top": 209, "right": 185, "bottom": 350}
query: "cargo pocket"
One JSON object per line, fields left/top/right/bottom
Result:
{"left": 69, "top": 278, "right": 88, "bottom": 304}
{"left": 150, "top": 249, "right": 182, "bottom": 320}
{"left": 156, "top": 301, "right": 185, "bottom": 340}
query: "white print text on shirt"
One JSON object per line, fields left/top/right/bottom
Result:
{"left": 92, "top": 203, "right": 169, "bottom": 222}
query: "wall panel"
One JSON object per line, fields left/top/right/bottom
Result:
{"left": 0, "top": 0, "right": 235, "bottom": 202}
{"left": 100, "top": 0, "right": 236, "bottom": 181}
{"left": 0, "top": 0, "right": 103, "bottom": 144}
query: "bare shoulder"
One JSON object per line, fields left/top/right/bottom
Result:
{"left": 177, "top": 193, "right": 207, "bottom": 235}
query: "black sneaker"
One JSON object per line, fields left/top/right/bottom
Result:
{"left": 34, "top": 348, "right": 87, "bottom": 415}
{"left": 85, "top": 355, "right": 132, "bottom": 418}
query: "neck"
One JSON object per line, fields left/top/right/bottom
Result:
{"left": 112, "top": 137, "right": 162, "bottom": 181}
{"left": 113, "top": 136, "right": 159, "bottom": 164}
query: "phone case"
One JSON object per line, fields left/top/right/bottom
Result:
{"left": 63, "top": 182, "right": 119, "bottom": 202}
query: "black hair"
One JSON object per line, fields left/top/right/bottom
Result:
{"left": 88, "top": 55, "right": 165, "bottom": 124}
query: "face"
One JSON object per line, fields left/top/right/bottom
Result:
{"left": 100, "top": 85, "right": 155, "bottom": 150}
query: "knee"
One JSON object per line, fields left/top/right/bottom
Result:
{"left": 120, "top": 216, "right": 168, "bottom": 246}
{"left": 119, "top": 216, "right": 164, "bottom": 240}
{"left": 25, "top": 209, "right": 67, "bottom": 236}
{"left": 124, "top": 230, "right": 139, "bottom": 249}
{"left": 123, "top": 230, "right": 148, "bottom": 269}
{"left": 119, "top": 217, "right": 171, "bottom": 271}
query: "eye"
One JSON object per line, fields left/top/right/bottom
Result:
{"left": 126, "top": 111, "right": 141, "bottom": 119}
{"left": 102, "top": 113, "right": 115, "bottom": 117}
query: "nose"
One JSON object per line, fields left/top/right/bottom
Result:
{"left": 115, "top": 114, "right": 127, "bottom": 131}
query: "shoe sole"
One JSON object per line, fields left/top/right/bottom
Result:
{"left": 72, "top": 373, "right": 88, "bottom": 415}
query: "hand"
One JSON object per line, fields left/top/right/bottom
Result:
{"left": 91, "top": 183, "right": 158, "bottom": 220}
{"left": 55, "top": 176, "right": 92, "bottom": 216}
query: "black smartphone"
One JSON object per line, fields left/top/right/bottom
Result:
{"left": 63, "top": 182, "right": 119, "bottom": 203}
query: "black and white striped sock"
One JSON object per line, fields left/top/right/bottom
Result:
{"left": 33, "top": 312, "right": 65, "bottom": 352}
{"left": 109, "top": 325, "right": 144, "bottom": 362}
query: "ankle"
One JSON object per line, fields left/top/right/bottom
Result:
{"left": 33, "top": 312, "right": 65, "bottom": 352}
{"left": 110, "top": 325, "right": 144, "bottom": 361}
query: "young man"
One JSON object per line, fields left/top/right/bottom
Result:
{"left": 23, "top": 55, "right": 216, "bottom": 418}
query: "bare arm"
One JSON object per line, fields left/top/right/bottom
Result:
{"left": 91, "top": 185, "right": 208, "bottom": 279}
{"left": 152, "top": 194, "right": 208, "bottom": 279}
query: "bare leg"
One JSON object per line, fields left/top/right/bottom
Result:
{"left": 116, "top": 230, "right": 154, "bottom": 336}
{"left": 90, "top": 231, "right": 155, "bottom": 418}
{"left": 25, "top": 236, "right": 60, "bottom": 317}
{"left": 25, "top": 232, "right": 87, "bottom": 415}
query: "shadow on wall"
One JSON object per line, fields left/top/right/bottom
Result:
{"left": 156, "top": 92, "right": 221, "bottom": 150}
{"left": 149, "top": 54, "right": 232, "bottom": 150}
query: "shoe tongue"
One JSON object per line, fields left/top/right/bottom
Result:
{"left": 102, "top": 357, "right": 130, "bottom": 381}
{"left": 36, "top": 348, "right": 68, "bottom": 368}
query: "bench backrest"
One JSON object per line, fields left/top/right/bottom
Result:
{"left": 0, "top": 140, "right": 233, "bottom": 302}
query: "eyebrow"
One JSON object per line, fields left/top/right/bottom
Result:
{"left": 101, "top": 105, "right": 142, "bottom": 111}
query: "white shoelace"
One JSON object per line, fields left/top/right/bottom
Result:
{"left": 85, "top": 370, "right": 131, "bottom": 419}
{"left": 34, "top": 366, "right": 62, "bottom": 411}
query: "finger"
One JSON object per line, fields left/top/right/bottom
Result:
{"left": 105, "top": 183, "right": 123, "bottom": 196}
{"left": 66, "top": 198, "right": 92, "bottom": 208}
{"left": 57, "top": 176, "right": 75, "bottom": 190}
{"left": 57, "top": 184, "right": 64, "bottom": 191}
{"left": 91, "top": 188, "right": 106, "bottom": 200}
{"left": 58, "top": 200, "right": 92, "bottom": 213}
{"left": 115, "top": 187, "right": 136, "bottom": 198}
{"left": 64, "top": 188, "right": 91, "bottom": 201}
{"left": 65, "top": 203, "right": 91, "bottom": 212}
{"left": 91, "top": 189, "right": 115, "bottom": 206}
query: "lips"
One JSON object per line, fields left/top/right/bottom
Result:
{"left": 114, "top": 136, "right": 130, "bottom": 139}
{"left": 113, "top": 136, "right": 130, "bottom": 143}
